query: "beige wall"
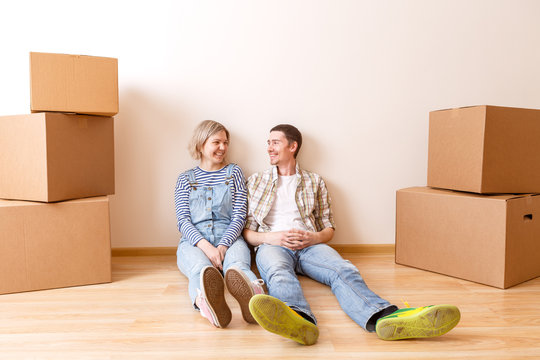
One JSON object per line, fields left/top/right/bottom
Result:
{"left": 2, "top": 1, "right": 540, "bottom": 247}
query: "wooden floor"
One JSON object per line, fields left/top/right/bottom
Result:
{"left": 1, "top": 252, "right": 539, "bottom": 359}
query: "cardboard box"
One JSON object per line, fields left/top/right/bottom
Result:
{"left": 427, "top": 105, "right": 540, "bottom": 194}
{"left": 0, "top": 112, "right": 115, "bottom": 202}
{"left": 0, "top": 196, "right": 111, "bottom": 295}
{"left": 30, "top": 52, "right": 118, "bottom": 116}
{"left": 395, "top": 187, "right": 540, "bottom": 289}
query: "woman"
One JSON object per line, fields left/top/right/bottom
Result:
{"left": 175, "top": 120, "right": 264, "bottom": 328}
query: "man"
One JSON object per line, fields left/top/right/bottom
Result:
{"left": 242, "top": 124, "right": 460, "bottom": 345}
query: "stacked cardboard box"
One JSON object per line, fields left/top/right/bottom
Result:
{"left": 0, "top": 52, "right": 118, "bottom": 295}
{"left": 395, "top": 105, "right": 540, "bottom": 289}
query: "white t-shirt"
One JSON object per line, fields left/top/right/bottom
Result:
{"left": 263, "top": 175, "right": 308, "bottom": 232}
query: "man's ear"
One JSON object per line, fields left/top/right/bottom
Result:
{"left": 289, "top": 141, "right": 298, "bottom": 155}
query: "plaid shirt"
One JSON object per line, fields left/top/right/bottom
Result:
{"left": 245, "top": 163, "right": 335, "bottom": 233}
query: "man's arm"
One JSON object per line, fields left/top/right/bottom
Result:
{"left": 285, "top": 173, "right": 335, "bottom": 250}
{"left": 285, "top": 227, "right": 334, "bottom": 250}
{"left": 243, "top": 227, "right": 334, "bottom": 251}
{"left": 243, "top": 228, "right": 290, "bottom": 247}
{"left": 303, "top": 227, "right": 334, "bottom": 244}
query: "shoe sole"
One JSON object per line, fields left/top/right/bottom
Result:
{"left": 225, "top": 267, "right": 256, "bottom": 324}
{"left": 376, "top": 304, "right": 460, "bottom": 340}
{"left": 201, "top": 266, "right": 231, "bottom": 328}
{"left": 249, "top": 294, "right": 319, "bottom": 345}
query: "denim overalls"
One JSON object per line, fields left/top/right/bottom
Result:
{"left": 176, "top": 164, "right": 257, "bottom": 305}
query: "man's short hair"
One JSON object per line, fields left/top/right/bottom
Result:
{"left": 188, "top": 120, "right": 230, "bottom": 160}
{"left": 270, "top": 124, "right": 302, "bottom": 158}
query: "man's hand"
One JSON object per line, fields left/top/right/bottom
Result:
{"left": 196, "top": 239, "right": 224, "bottom": 270}
{"left": 265, "top": 231, "right": 293, "bottom": 247}
{"left": 283, "top": 227, "right": 335, "bottom": 250}
{"left": 281, "top": 228, "right": 315, "bottom": 250}
{"left": 243, "top": 227, "right": 334, "bottom": 250}
{"left": 265, "top": 229, "right": 320, "bottom": 250}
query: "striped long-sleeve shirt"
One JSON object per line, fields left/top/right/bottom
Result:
{"left": 174, "top": 164, "right": 248, "bottom": 247}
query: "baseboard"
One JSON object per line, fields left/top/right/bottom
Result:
{"left": 111, "top": 244, "right": 395, "bottom": 256}
{"left": 112, "top": 247, "right": 177, "bottom": 256}
{"left": 329, "top": 244, "right": 395, "bottom": 254}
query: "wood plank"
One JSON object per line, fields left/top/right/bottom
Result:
{"left": 0, "top": 252, "right": 538, "bottom": 358}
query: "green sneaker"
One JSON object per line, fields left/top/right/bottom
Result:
{"left": 376, "top": 304, "right": 460, "bottom": 340}
{"left": 248, "top": 294, "right": 319, "bottom": 345}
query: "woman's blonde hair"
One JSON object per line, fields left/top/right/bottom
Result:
{"left": 188, "top": 120, "right": 230, "bottom": 160}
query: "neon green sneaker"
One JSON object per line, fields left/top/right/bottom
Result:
{"left": 376, "top": 304, "right": 460, "bottom": 340}
{"left": 248, "top": 294, "right": 319, "bottom": 346}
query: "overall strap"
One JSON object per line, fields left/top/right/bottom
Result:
{"left": 185, "top": 168, "right": 198, "bottom": 186}
{"left": 225, "top": 163, "right": 236, "bottom": 179}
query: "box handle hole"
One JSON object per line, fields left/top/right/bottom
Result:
{"left": 524, "top": 214, "right": 533, "bottom": 221}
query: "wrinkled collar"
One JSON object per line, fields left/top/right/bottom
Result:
{"left": 271, "top": 163, "right": 303, "bottom": 183}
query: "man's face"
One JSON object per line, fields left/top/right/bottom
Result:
{"left": 267, "top": 131, "right": 296, "bottom": 166}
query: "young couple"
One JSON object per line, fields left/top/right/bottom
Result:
{"left": 175, "top": 120, "right": 460, "bottom": 345}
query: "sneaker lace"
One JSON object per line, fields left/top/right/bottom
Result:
{"left": 401, "top": 298, "right": 411, "bottom": 308}
{"left": 252, "top": 279, "right": 265, "bottom": 294}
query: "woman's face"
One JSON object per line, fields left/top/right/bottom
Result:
{"left": 200, "top": 130, "right": 229, "bottom": 168}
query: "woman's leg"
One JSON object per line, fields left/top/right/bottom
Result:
{"left": 222, "top": 238, "right": 263, "bottom": 323}
{"left": 222, "top": 237, "right": 257, "bottom": 281}
{"left": 176, "top": 240, "right": 213, "bottom": 306}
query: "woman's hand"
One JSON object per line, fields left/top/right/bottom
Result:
{"left": 217, "top": 245, "right": 228, "bottom": 261}
{"left": 196, "top": 239, "right": 224, "bottom": 270}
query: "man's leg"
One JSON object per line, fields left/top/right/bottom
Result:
{"left": 249, "top": 244, "right": 319, "bottom": 345}
{"left": 255, "top": 244, "right": 316, "bottom": 323}
{"left": 297, "top": 244, "right": 397, "bottom": 331}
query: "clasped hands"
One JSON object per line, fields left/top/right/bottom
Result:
{"left": 197, "top": 240, "right": 228, "bottom": 270}
{"left": 269, "top": 228, "right": 315, "bottom": 251}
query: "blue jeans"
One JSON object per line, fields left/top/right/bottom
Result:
{"left": 255, "top": 243, "right": 397, "bottom": 331}
{"left": 177, "top": 236, "right": 257, "bottom": 305}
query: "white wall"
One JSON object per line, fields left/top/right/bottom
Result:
{"left": 2, "top": 0, "right": 540, "bottom": 247}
